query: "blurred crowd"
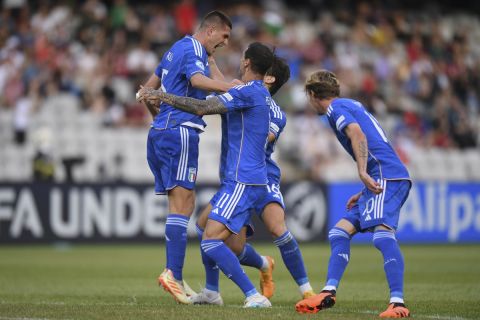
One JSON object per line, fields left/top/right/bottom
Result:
{"left": 0, "top": 0, "right": 479, "bottom": 181}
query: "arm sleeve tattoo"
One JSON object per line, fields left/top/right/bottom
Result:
{"left": 157, "top": 91, "right": 227, "bottom": 115}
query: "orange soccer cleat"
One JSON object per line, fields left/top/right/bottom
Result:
{"left": 157, "top": 268, "right": 192, "bottom": 304}
{"left": 295, "top": 290, "right": 336, "bottom": 314}
{"left": 259, "top": 256, "right": 275, "bottom": 298}
{"left": 379, "top": 303, "right": 410, "bottom": 318}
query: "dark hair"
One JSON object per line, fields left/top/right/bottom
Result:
{"left": 200, "top": 10, "right": 232, "bottom": 30}
{"left": 244, "top": 42, "right": 274, "bottom": 76}
{"left": 305, "top": 70, "right": 340, "bottom": 99}
{"left": 266, "top": 56, "right": 290, "bottom": 95}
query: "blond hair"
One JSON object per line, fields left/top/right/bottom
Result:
{"left": 305, "top": 70, "right": 340, "bottom": 100}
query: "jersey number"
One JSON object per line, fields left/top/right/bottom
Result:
{"left": 160, "top": 69, "right": 169, "bottom": 93}
{"left": 364, "top": 111, "right": 388, "bottom": 143}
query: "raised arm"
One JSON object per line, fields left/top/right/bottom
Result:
{"left": 138, "top": 87, "right": 227, "bottom": 116}
{"left": 344, "top": 123, "right": 383, "bottom": 194}
{"left": 140, "top": 73, "right": 162, "bottom": 117}
{"left": 208, "top": 56, "right": 226, "bottom": 82}
{"left": 190, "top": 73, "right": 234, "bottom": 93}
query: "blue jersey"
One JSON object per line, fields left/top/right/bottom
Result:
{"left": 326, "top": 98, "right": 409, "bottom": 180}
{"left": 152, "top": 36, "right": 210, "bottom": 130}
{"left": 266, "top": 99, "right": 286, "bottom": 184}
{"left": 217, "top": 80, "right": 271, "bottom": 185}
{"left": 218, "top": 99, "right": 286, "bottom": 184}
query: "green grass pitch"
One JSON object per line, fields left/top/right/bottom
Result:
{"left": 0, "top": 243, "right": 479, "bottom": 319}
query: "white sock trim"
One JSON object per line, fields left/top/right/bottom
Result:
{"left": 260, "top": 256, "right": 269, "bottom": 271}
{"left": 322, "top": 285, "right": 337, "bottom": 291}
{"left": 299, "top": 282, "right": 313, "bottom": 294}
{"left": 390, "top": 297, "right": 404, "bottom": 304}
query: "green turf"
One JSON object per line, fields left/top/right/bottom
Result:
{"left": 0, "top": 243, "right": 479, "bottom": 320}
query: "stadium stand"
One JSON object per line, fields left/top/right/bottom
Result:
{"left": 0, "top": 0, "right": 478, "bottom": 183}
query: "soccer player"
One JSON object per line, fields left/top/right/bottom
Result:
{"left": 192, "top": 57, "right": 315, "bottom": 305}
{"left": 295, "top": 70, "right": 411, "bottom": 318}
{"left": 138, "top": 42, "right": 276, "bottom": 308}
{"left": 140, "top": 11, "right": 236, "bottom": 304}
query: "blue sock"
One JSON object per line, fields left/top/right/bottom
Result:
{"left": 165, "top": 214, "right": 189, "bottom": 281}
{"left": 274, "top": 231, "right": 309, "bottom": 286}
{"left": 325, "top": 227, "right": 351, "bottom": 289}
{"left": 196, "top": 224, "right": 219, "bottom": 292}
{"left": 201, "top": 239, "right": 257, "bottom": 297}
{"left": 373, "top": 230, "right": 404, "bottom": 303}
{"left": 237, "top": 244, "right": 264, "bottom": 269}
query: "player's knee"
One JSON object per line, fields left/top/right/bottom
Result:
{"left": 168, "top": 189, "right": 195, "bottom": 214}
{"left": 268, "top": 223, "right": 287, "bottom": 238}
{"left": 226, "top": 239, "right": 244, "bottom": 255}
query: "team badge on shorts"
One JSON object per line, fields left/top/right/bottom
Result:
{"left": 188, "top": 167, "right": 197, "bottom": 182}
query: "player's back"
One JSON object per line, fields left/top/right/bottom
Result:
{"left": 265, "top": 99, "right": 287, "bottom": 183}
{"left": 327, "top": 98, "right": 409, "bottom": 180}
{"left": 218, "top": 81, "right": 271, "bottom": 185}
{"left": 152, "top": 36, "right": 210, "bottom": 130}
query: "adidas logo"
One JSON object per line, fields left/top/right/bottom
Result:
{"left": 338, "top": 253, "right": 349, "bottom": 262}
{"left": 365, "top": 214, "right": 372, "bottom": 221}
{"left": 212, "top": 208, "right": 219, "bottom": 214}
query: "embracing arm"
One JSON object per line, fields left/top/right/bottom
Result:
{"left": 208, "top": 56, "right": 226, "bottom": 82}
{"left": 190, "top": 73, "right": 233, "bottom": 93}
{"left": 138, "top": 87, "right": 227, "bottom": 115}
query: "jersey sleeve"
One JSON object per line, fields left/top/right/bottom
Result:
{"left": 330, "top": 107, "right": 357, "bottom": 133}
{"left": 154, "top": 61, "right": 163, "bottom": 78}
{"left": 183, "top": 44, "right": 206, "bottom": 80}
{"left": 269, "top": 110, "right": 287, "bottom": 139}
{"left": 217, "top": 85, "right": 253, "bottom": 111}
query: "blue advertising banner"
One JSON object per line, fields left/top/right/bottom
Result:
{"left": 328, "top": 182, "right": 480, "bottom": 243}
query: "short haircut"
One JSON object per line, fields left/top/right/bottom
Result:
{"left": 244, "top": 42, "right": 274, "bottom": 76}
{"left": 266, "top": 56, "right": 290, "bottom": 95}
{"left": 305, "top": 70, "right": 340, "bottom": 99}
{"left": 200, "top": 10, "right": 232, "bottom": 30}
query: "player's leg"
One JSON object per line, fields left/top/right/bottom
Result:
{"left": 201, "top": 183, "right": 271, "bottom": 307}
{"left": 191, "top": 202, "right": 223, "bottom": 305}
{"left": 295, "top": 218, "right": 357, "bottom": 314}
{"left": 262, "top": 203, "right": 314, "bottom": 298}
{"left": 154, "top": 127, "right": 199, "bottom": 304}
{"left": 373, "top": 180, "right": 411, "bottom": 318}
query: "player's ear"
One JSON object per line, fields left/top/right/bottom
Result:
{"left": 264, "top": 75, "right": 275, "bottom": 85}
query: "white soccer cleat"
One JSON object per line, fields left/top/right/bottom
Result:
{"left": 157, "top": 268, "right": 192, "bottom": 305}
{"left": 183, "top": 280, "right": 197, "bottom": 297}
{"left": 191, "top": 288, "right": 224, "bottom": 305}
{"left": 243, "top": 293, "right": 272, "bottom": 308}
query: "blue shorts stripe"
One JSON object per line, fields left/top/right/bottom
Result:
{"left": 223, "top": 184, "right": 245, "bottom": 219}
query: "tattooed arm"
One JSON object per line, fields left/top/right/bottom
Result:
{"left": 138, "top": 87, "right": 227, "bottom": 115}
{"left": 345, "top": 123, "right": 383, "bottom": 194}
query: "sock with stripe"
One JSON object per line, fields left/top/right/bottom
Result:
{"left": 373, "top": 230, "right": 405, "bottom": 304}
{"left": 196, "top": 224, "right": 220, "bottom": 292}
{"left": 274, "top": 231, "right": 312, "bottom": 292}
{"left": 165, "top": 214, "right": 189, "bottom": 281}
{"left": 201, "top": 239, "right": 258, "bottom": 297}
{"left": 237, "top": 243, "right": 266, "bottom": 270}
{"left": 323, "top": 227, "right": 351, "bottom": 291}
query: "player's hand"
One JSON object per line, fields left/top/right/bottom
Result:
{"left": 359, "top": 172, "right": 383, "bottom": 194}
{"left": 346, "top": 192, "right": 362, "bottom": 210}
{"left": 137, "top": 86, "right": 163, "bottom": 105}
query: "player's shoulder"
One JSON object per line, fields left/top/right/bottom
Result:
{"left": 170, "top": 36, "right": 203, "bottom": 58}
{"left": 329, "top": 98, "right": 363, "bottom": 116}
